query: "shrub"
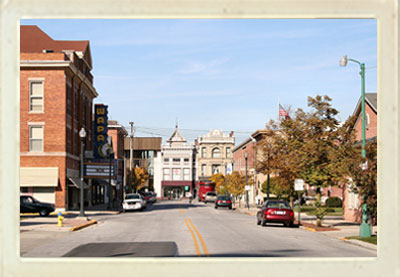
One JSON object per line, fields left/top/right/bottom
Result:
{"left": 325, "top": 197, "right": 343, "bottom": 208}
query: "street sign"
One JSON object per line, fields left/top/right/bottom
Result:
{"left": 294, "top": 179, "right": 304, "bottom": 191}
{"left": 245, "top": 185, "right": 251, "bottom": 191}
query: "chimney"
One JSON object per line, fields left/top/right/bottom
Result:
{"left": 229, "top": 131, "right": 234, "bottom": 137}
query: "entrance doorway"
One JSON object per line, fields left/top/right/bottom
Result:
{"left": 163, "top": 186, "right": 183, "bottom": 200}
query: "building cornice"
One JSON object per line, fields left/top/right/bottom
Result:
{"left": 20, "top": 60, "right": 98, "bottom": 98}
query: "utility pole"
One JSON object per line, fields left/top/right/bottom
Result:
{"left": 129, "top": 122, "right": 134, "bottom": 193}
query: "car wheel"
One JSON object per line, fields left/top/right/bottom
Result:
{"left": 204, "top": 201, "right": 207, "bottom": 204}
{"left": 289, "top": 221, "right": 294, "bottom": 228}
{"left": 229, "top": 206, "right": 232, "bottom": 210}
{"left": 215, "top": 206, "right": 218, "bottom": 209}
{"left": 39, "top": 209, "right": 49, "bottom": 217}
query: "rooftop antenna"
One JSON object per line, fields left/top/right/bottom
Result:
{"left": 176, "top": 117, "right": 178, "bottom": 129}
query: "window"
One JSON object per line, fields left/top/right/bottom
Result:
{"left": 173, "top": 158, "right": 180, "bottom": 163}
{"left": 172, "top": 168, "right": 181, "bottom": 180}
{"left": 184, "top": 158, "right": 189, "bottom": 162}
{"left": 29, "top": 81, "right": 44, "bottom": 112}
{"left": 366, "top": 113, "right": 370, "bottom": 129}
{"left": 29, "top": 126, "right": 43, "bottom": 152}
{"left": 184, "top": 168, "right": 190, "bottom": 180}
{"left": 163, "top": 169, "right": 170, "bottom": 180}
{"left": 164, "top": 158, "right": 169, "bottom": 162}
{"left": 66, "top": 83, "right": 72, "bottom": 116}
{"left": 212, "top": 164, "right": 220, "bottom": 174}
{"left": 212, "top": 148, "right": 221, "bottom": 158}
{"left": 226, "top": 147, "right": 231, "bottom": 158}
{"left": 201, "top": 164, "right": 206, "bottom": 176}
{"left": 201, "top": 147, "right": 206, "bottom": 158}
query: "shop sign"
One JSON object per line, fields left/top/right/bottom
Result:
{"left": 94, "top": 104, "right": 108, "bottom": 159}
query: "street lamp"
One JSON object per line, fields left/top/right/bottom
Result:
{"left": 340, "top": 55, "right": 367, "bottom": 158}
{"left": 340, "top": 55, "right": 370, "bottom": 237}
{"left": 107, "top": 136, "right": 114, "bottom": 210}
{"left": 245, "top": 152, "right": 249, "bottom": 210}
{"left": 79, "top": 128, "right": 86, "bottom": 217}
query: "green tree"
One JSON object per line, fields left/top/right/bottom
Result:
{"left": 261, "top": 176, "right": 290, "bottom": 199}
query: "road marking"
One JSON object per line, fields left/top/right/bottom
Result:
{"left": 188, "top": 218, "right": 210, "bottom": 257}
{"left": 184, "top": 218, "right": 201, "bottom": 256}
{"left": 179, "top": 209, "right": 185, "bottom": 213}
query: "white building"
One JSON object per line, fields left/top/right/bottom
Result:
{"left": 156, "top": 125, "right": 196, "bottom": 199}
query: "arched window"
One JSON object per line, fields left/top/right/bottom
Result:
{"left": 211, "top": 147, "right": 221, "bottom": 158}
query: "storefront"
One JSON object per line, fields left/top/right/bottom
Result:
{"left": 161, "top": 181, "right": 192, "bottom": 200}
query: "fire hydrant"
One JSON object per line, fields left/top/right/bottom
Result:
{"left": 57, "top": 212, "right": 64, "bottom": 227}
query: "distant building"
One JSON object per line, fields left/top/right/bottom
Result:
{"left": 196, "top": 129, "right": 235, "bottom": 183}
{"left": 342, "top": 93, "right": 377, "bottom": 222}
{"left": 124, "top": 136, "right": 162, "bottom": 194}
{"left": 19, "top": 25, "right": 98, "bottom": 211}
{"left": 156, "top": 125, "right": 195, "bottom": 199}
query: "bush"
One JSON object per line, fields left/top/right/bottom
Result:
{"left": 325, "top": 197, "right": 343, "bottom": 208}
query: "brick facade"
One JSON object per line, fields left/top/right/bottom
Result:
{"left": 20, "top": 26, "right": 97, "bottom": 210}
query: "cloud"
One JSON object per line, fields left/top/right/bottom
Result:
{"left": 178, "top": 58, "right": 230, "bottom": 75}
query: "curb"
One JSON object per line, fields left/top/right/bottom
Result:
{"left": 342, "top": 238, "right": 377, "bottom": 251}
{"left": 70, "top": 219, "right": 97, "bottom": 232}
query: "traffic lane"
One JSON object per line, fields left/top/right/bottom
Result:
{"left": 188, "top": 202, "right": 376, "bottom": 257}
{"left": 22, "top": 200, "right": 204, "bottom": 257}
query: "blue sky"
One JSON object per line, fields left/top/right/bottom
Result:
{"left": 21, "top": 19, "right": 377, "bottom": 144}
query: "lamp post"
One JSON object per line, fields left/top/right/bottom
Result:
{"left": 340, "top": 55, "right": 366, "bottom": 158}
{"left": 79, "top": 128, "right": 86, "bottom": 217}
{"left": 340, "top": 55, "right": 370, "bottom": 237}
{"left": 107, "top": 136, "right": 114, "bottom": 210}
{"left": 245, "top": 152, "right": 249, "bottom": 210}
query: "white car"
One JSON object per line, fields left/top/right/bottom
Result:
{"left": 122, "top": 193, "right": 146, "bottom": 212}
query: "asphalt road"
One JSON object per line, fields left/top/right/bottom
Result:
{"left": 21, "top": 200, "right": 376, "bottom": 257}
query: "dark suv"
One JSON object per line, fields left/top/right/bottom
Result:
{"left": 20, "top": 195, "right": 55, "bottom": 216}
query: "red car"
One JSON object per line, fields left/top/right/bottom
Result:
{"left": 256, "top": 200, "right": 294, "bottom": 227}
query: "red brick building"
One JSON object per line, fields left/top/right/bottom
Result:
{"left": 19, "top": 26, "right": 98, "bottom": 211}
{"left": 342, "top": 93, "right": 377, "bottom": 222}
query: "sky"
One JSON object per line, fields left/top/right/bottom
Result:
{"left": 21, "top": 19, "right": 377, "bottom": 144}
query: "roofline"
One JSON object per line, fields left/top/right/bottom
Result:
{"left": 20, "top": 60, "right": 98, "bottom": 98}
{"left": 351, "top": 93, "right": 377, "bottom": 118}
{"left": 232, "top": 137, "right": 252, "bottom": 153}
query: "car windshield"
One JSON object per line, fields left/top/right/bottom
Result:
{"left": 125, "top": 194, "right": 140, "bottom": 200}
{"left": 267, "top": 201, "right": 290, "bottom": 209}
{"left": 206, "top": 192, "right": 216, "bottom": 196}
{"left": 217, "top": 196, "right": 230, "bottom": 200}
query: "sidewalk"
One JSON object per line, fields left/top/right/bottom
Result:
{"left": 234, "top": 204, "right": 377, "bottom": 251}
{"left": 21, "top": 203, "right": 121, "bottom": 233}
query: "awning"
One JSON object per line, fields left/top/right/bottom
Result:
{"left": 68, "top": 177, "right": 89, "bottom": 189}
{"left": 20, "top": 167, "right": 58, "bottom": 187}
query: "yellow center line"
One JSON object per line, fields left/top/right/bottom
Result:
{"left": 184, "top": 218, "right": 201, "bottom": 256}
{"left": 188, "top": 218, "right": 210, "bottom": 256}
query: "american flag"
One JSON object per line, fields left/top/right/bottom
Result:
{"left": 279, "top": 104, "right": 289, "bottom": 119}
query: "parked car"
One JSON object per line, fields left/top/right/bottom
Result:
{"left": 215, "top": 195, "right": 232, "bottom": 209}
{"left": 20, "top": 195, "right": 55, "bottom": 216}
{"left": 204, "top": 191, "right": 217, "bottom": 203}
{"left": 141, "top": 191, "right": 154, "bottom": 203}
{"left": 122, "top": 193, "right": 146, "bottom": 212}
{"left": 256, "top": 200, "right": 294, "bottom": 227}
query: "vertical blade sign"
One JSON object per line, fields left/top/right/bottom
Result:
{"left": 94, "top": 104, "right": 108, "bottom": 159}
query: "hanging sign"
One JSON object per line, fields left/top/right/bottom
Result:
{"left": 93, "top": 104, "right": 108, "bottom": 159}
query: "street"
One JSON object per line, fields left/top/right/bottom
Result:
{"left": 21, "top": 200, "right": 376, "bottom": 257}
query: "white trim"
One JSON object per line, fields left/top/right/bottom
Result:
{"left": 27, "top": 122, "right": 45, "bottom": 125}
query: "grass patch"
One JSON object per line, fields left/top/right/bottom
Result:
{"left": 294, "top": 206, "right": 342, "bottom": 216}
{"left": 346, "top": 235, "right": 377, "bottom": 245}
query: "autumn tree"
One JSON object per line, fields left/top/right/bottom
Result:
{"left": 210, "top": 173, "right": 228, "bottom": 195}
{"left": 132, "top": 167, "right": 149, "bottom": 192}
{"left": 262, "top": 176, "right": 290, "bottom": 200}
{"left": 226, "top": 171, "right": 245, "bottom": 198}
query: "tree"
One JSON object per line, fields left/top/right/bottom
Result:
{"left": 259, "top": 95, "right": 347, "bottom": 226}
{"left": 261, "top": 176, "right": 290, "bottom": 199}
{"left": 210, "top": 173, "right": 228, "bottom": 195}
{"left": 132, "top": 167, "right": 149, "bottom": 192}
{"left": 226, "top": 171, "right": 245, "bottom": 197}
